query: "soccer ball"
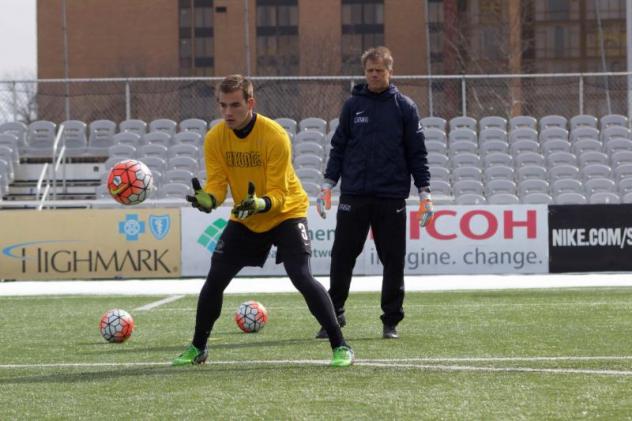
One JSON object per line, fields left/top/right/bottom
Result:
{"left": 235, "top": 300, "right": 268, "bottom": 333}
{"left": 107, "top": 159, "right": 153, "bottom": 205}
{"left": 99, "top": 309, "right": 134, "bottom": 343}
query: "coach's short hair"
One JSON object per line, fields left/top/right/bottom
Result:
{"left": 218, "top": 74, "right": 254, "bottom": 101}
{"left": 361, "top": 46, "right": 394, "bottom": 71}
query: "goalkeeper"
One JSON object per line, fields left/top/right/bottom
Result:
{"left": 315, "top": 46, "right": 433, "bottom": 340}
{"left": 173, "top": 74, "right": 354, "bottom": 368}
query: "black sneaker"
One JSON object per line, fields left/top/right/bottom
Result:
{"left": 315, "top": 317, "right": 346, "bottom": 339}
{"left": 383, "top": 324, "right": 399, "bottom": 339}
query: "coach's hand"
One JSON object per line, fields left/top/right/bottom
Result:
{"left": 316, "top": 182, "right": 332, "bottom": 219}
{"left": 418, "top": 187, "right": 434, "bottom": 227}
{"left": 186, "top": 177, "right": 216, "bottom": 213}
{"left": 232, "top": 182, "right": 267, "bottom": 220}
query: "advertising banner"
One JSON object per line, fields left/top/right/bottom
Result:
{"left": 181, "top": 204, "right": 549, "bottom": 276}
{"left": 549, "top": 204, "right": 632, "bottom": 273}
{"left": 0, "top": 209, "right": 180, "bottom": 280}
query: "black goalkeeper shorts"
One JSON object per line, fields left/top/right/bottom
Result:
{"left": 211, "top": 217, "right": 312, "bottom": 267}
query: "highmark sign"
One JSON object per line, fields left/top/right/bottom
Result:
{"left": 0, "top": 209, "right": 180, "bottom": 280}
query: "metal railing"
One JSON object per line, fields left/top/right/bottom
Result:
{"left": 36, "top": 123, "right": 68, "bottom": 210}
{"left": 2, "top": 72, "right": 632, "bottom": 126}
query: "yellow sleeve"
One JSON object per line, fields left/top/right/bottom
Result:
{"left": 203, "top": 128, "right": 228, "bottom": 205}
{"left": 263, "top": 130, "right": 293, "bottom": 212}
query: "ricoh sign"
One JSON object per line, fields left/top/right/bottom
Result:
{"left": 0, "top": 209, "right": 180, "bottom": 280}
{"left": 362, "top": 205, "right": 549, "bottom": 275}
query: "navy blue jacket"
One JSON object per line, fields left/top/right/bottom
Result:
{"left": 324, "top": 83, "right": 430, "bottom": 199}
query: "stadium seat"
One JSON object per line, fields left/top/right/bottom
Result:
{"left": 429, "top": 165, "right": 450, "bottom": 181}
{"left": 571, "top": 139, "right": 602, "bottom": 155}
{"left": 520, "top": 192, "right": 553, "bottom": 204}
{"left": 143, "top": 132, "right": 171, "bottom": 147}
{"left": 142, "top": 155, "right": 168, "bottom": 176}
{"left": 488, "top": 192, "right": 520, "bottom": 204}
{"left": 328, "top": 118, "right": 339, "bottom": 133}
{"left": 509, "top": 115, "right": 537, "bottom": 131}
{"left": 449, "top": 116, "right": 477, "bottom": 131}
{"left": 425, "top": 140, "right": 448, "bottom": 154}
{"left": 295, "top": 167, "right": 322, "bottom": 184}
{"left": 293, "top": 154, "right": 322, "bottom": 170}
{"left": 275, "top": 118, "right": 297, "bottom": 135}
{"left": 589, "top": 191, "right": 621, "bottom": 204}
{"left": 514, "top": 151, "right": 545, "bottom": 168}
{"left": 546, "top": 151, "right": 577, "bottom": 168}
{"left": 451, "top": 152, "right": 481, "bottom": 168}
{"left": 581, "top": 163, "right": 612, "bottom": 180}
{"left": 614, "top": 163, "right": 632, "bottom": 181}
{"left": 539, "top": 115, "right": 567, "bottom": 131}
{"left": 622, "top": 191, "right": 632, "bottom": 203}
{"left": 452, "top": 166, "right": 482, "bottom": 182}
{"left": 548, "top": 164, "right": 580, "bottom": 183}
{"left": 421, "top": 116, "right": 447, "bottom": 131}
{"left": 605, "top": 138, "right": 632, "bottom": 155}
{"left": 453, "top": 179, "right": 484, "bottom": 196}
{"left": 449, "top": 140, "right": 477, "bottom": 156}
{"left": 113, "top": 132, "right": 142, "bottom": 148}
{"left": 541, "top": 139, "right": 571, "bottom": 155}
{"left": 424, "top": 127, "right": 448, "bottom": 143}
{"left": 427, "top": 152, "right": 449, "bottom": 167}
{"left": 554, "top": 191, "right": 587, "bottom": 204}
{"left": 517, "top": 164, "right": 547, "bottom": 182}
{"left": 618, "top": 177, "right": 632, "bottom": 195}
{"left": 158, "top": 182, "right": 191, "bottom": 200}
{"left": 600, "top": 114, "right": 628, "bottom": 130}
{"left": 168, "top": 143, "right": 199, "bottom": 160}
{"left": 479, "top": 127, "right": 508, "bottom": 143}
{"left": 301, "top": 180, "right": 320, "bottom": 197}
{"left": 430, "top": 179, "right": 451, "bottom": 196}
{"left": 179, "top": 118, "right": 208, "bottom": 138}
{"left": 172, "top": 131, "right": 202, "bottom": 148}
{"left": 569, "top": 114, "right": 598, "bottom": 130}
{"left": 611, "top": 150, "right": 632, "bottom": 168}
{"left": 25, "top": 120, "right": 57, "bottom": 157}
{"left": 448, "top": 128, "right": 477, "bottom": 144}
{"left": 295, "top": 141, "right": 324, "bottom": 157}
{"left": 484, "top": 165, "right": 514, "bottom": 181}
{"left": 119, "top": 119, "right": 147, "bottom": 136}
{"left": 138, "top": 143, "right": 168, "bottom": 159}
{"left": 483, "top": 151, "right": 513, "bottom": 168}
{"left": 570, "top": 126, "right": 599, "bottom": 143}
{"left": 518, "top": 179, "right": 549, "bottom": 196}
{"left": 168, "top": 155, "right": 199, "bottom": 173}
{"left": 584, "top": 177, "right": 616, "bottom": 195}
{"left": 0, "top": 134, "right": 20, "bottom": 164}
{"left": 479, "top": 139, "right": 509, "bottom": 156}
{"left": 479, "top": 116, "right": 507, "bottom": 131}
{"left": 485, "top": 178, "right": 516, "bottom": 195}
{"left": 578, "top": 151, "right": 609, "bottom": 167}
{"left": 455, "top": 192, "right": 487, "bottom": 205}
{"left": 510, "top": 139, "right": 539, "bottom": 155}
{"left": 108, "top": 143, "right": 136, "bottom": 160}
{"left": 539, "top": 127, "right": 569, "bottom": 143}
{"left": 165, "top": 168, "right": 195, "bottom": 185}
{"left": 0, "top": 121, "right": 28, "bottom": 151}
{"left": 88, "top": 120, "right": 116, "bottom": 156}
{"left": 294, "top": 130, "right": 325, "bottom": 147}
{"left": 508, "top": 127, "right": 538, "bottom": 144}
{"left": 60, "top": 120, "right": 88, "bottom": 157}
{"left": 0, "top": 148, "right": 15, "bottom": 177}
{"left": 551, "top": 178, "right": 583, "bottom": 195}
{"left": 299, "top": 117, "right": 327, "bottom": 134}
{"left": 149, "top": 118, "right": 177, "bottom": 138}
{"left": 601, "top": 126, "right": 630, "bottom": 142}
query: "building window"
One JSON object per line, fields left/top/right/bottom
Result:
{"left": 256, "top": 0, "right": 299, "bottom": 76}
{"left": 179, "top": 0, "right": 214, "bottom": 76}
{"left": 341, "top": 0, "right": 384, "bottom": 74}
{"left": 586, "top": 0, "right": 625, "bottom": 20}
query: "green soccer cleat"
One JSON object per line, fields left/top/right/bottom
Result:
{"left": 331, "top": 345, "right": 354, "bottom": 367}
{"left": 172, "top": 344, "right": 208, "bottom": 366}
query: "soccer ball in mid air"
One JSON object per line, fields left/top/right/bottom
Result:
{"left": 99, "top": 309, "right": 135, "bottom": 343}
{"left": 235, "top": 300, "right": 268, "bottom": 333}
{"left": 107, "top": 159, "right": 153, "bottom": 205}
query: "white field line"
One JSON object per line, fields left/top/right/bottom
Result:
{"left": 4, "top": 357, "right": 632, "bottom": 377}
{"left": 133, "top": 295, "right": 185, "bottom": 312}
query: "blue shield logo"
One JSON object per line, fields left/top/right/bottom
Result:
{"left": 149, "top": 215, "right": 171, "bottom": 240}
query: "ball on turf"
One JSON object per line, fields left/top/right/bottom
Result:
{"left": 107, "top": 159, "right": 153, "bottom": 205}
{"left": 235, "top": 300, "right": 268, "bottom": 333}
{"left": 99, "top": 309, "right": 134, "bottom": 343}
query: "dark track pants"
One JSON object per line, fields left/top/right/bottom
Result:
{"left": 329, "top": 194, "right": 407, "bottom": 327}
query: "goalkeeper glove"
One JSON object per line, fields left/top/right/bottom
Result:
{"left": 186, "top": 177, "right": 216, "bottom": 213}
{"left": 418, "top": 187, "right": 434, "bottom": 227}
{"left": 316, "top": 181, "right": 333, "bottom": 219}
{"left": 232, "top": 182, "right": 267, "bottom": 220}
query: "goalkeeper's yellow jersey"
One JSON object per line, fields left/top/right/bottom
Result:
{"left": 202, "top": 114, "right": 309, "bottom": 233}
